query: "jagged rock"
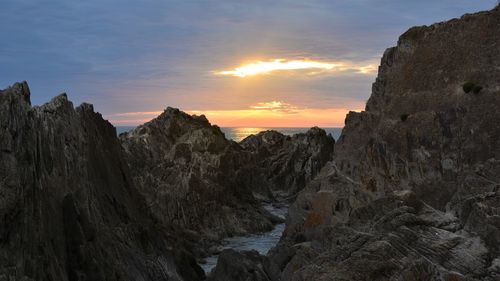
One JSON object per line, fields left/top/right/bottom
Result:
{"left": 207, "top": 250, "right": 277, "bottom": 281}
{"left": 265, "top": 6, "right": 500, "bottom": 281}
{"left": 119, "top": 108, "right": 336, "bottom": 259}
{"left": 119, "top": 108, "right": 277, "bottom": 251}
{"left": 240, "top": 127, "right": 335, "bottom": 198}
{"left": 0, "top": 82, "right": 203, "bottom": 281}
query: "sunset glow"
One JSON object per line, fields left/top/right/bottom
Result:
{"left": 187, "top": 107, "right": 355, "bottom": 127}
{"left": 214, "top": 59, "right": 377, "bottom": 78}
{"left": 249, "top": 101, "right": 300, "bottom": 113}
{"left": 107, "top": 101, "right": 363, "bottom": 127}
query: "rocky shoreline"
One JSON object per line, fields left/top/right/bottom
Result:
{"left": 209, "top": 5, "right": 500, "bottom": 281}
{"left": 1, "top": 5, "right": 500, "bottom": 281}
{"left": 0, "top": 83, "right": 334, "bottom": 280}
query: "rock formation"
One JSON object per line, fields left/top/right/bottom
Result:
{"left": 207, "top": 249, "right": 277, "bottom": 281}
{"left": 119, "top": 108, "right": 280, "bottom": 257}
{"left": 4, "top": 5, "right": 499, "bottom": 281}
{"left": 0, "top": 83, "right": 203, "bottom": 281}
{"left": 240, "top": 128, "right": 335, "bottom": 199}
{"left": 0, "top": 81, "right": 336, "bottom": 280}
{"left": 119, "top": 109, "right": 335, "bottom": 259}
{"left": 210, "top": 5, "right": 500, "bottom": 281}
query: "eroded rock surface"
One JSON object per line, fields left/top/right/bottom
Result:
{"left": 119, "top": 108, "right": 279, "bottom": 254}
{"left": 0, "top": 83, "right": 203, "bottom": 281}
{"left": 207, "top": 249, "right": 278, "bottom": 281}
{"left": 212, "top": 6, "right": 500, "bottom": 281}
{"left": 119, "top": 107, "right": 336, "bottom": 252}
{"left": 240, "top": 128, "right": 335, "bottom": 199}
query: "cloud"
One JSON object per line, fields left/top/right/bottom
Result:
{"left": 187, "top": 107, "right": 360, "bottom": 127}
{"left": 214, "top": 59, "right": 377, "bottom": 78}
{"left": 1, "top": 0, "right": 496, "bottom": 124}
{"left": 107, "top": 111, "right": 163, "bottom": 117}
{"left": 249, "top": 101, "right": 302, "bottom": 113}
{"left": 107, "top": 100, "right": 362, "bottom": 127}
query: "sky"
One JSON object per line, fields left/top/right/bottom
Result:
{"left": 0, "top": 0, "right": 496, "bottom": 127}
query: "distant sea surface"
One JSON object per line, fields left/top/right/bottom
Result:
{"left": 116, "top": 126, "right": 342, "bottom": 142}
{"left": 220, "top": 127, "right": 342, "bottom": 142}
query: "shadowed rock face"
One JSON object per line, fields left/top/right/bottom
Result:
{"left": 240, "top": 128, "right": 335, "bottom": 199}
{"left": 207, "top": 249, "right": 276, "bottom": 281}
{"left": 210, "top": 6, "right": 500, "bottom": 281}
{"left": 119, "top": 108, "right": 277, "bottom": 250}
{"left": 119, "top": 110, "right": 336, "bottom": 262}
{"left": 0, "top": 83, "right": 203, "bottom": 281}
{"left": 0, "top": 84, "right": 336, "bottom": 280}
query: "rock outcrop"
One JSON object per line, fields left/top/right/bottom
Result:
{"left": 119, "top": 108, "right": 336, "bottom": 253}
{"left": 0, "top": 83, "right": 337, "bottom": 280}
{"left": 240, "top": 128, "right": 335, "bottom": 198}
{"left": 119, "top": 108, "right": 279, "bottom": 254}
{"left": 207, "top": 250, "right": 278, "bottom": 281}
{"left": 212, "top": 5, "right": 500, "bottom": 281}
{"left": 0, "top": 83, "right": 203, "bottom": 281}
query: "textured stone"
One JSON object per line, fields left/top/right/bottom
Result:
{"left": 207, "top": 250, "right": 277, "bottom": 281}
{"left": 119, "top": 108, "right": 278, "bottom": 254}
{"left": 240, "top": 127, "right": 335, "bottom": 199}
{"left": 265, "top": 6, "right": 500, "bottom": 281}
{"left": 0, "top": 82, "right": 203, "bottom": 281}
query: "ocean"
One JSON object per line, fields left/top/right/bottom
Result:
{"left": 116, "top": 126, "right": 342, "bottom": 142}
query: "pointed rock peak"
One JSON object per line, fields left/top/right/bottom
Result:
{"left": 0, "top": 81, "right": 31, "bottom": 105}
{"left": 77, "top": 102, "right": 95, "bottom": 113}
{"left": 193, "top": 114, "right": 209, "bottom": 123}
{"left": 306, "top": 126, "right": 323, "bottom": 134}
{"left": 152, "top": 106, "right": 212, "bottom": 128}
{"left": 40, "top": 92, "right": 74, "bottom": 114}
{"left": 52, "top": 93, "right": 68, "bottom": 102}
{"left": 164, "top": 106, "right": 180, "bottom": 114}
{"left": 157, "top": 106, "right": 187, "bottom": 120}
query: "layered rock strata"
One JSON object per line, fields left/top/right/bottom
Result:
{"left": 0, "top": 82, "right": 203, "bottom": 281}
{"left": 240, "top": 128, "right": 335, "bottom": 199}
{"left": 210, "top": 6, "right": 500, "bottom": 281}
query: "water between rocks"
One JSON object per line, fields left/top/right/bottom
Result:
{"left": 200, "top": 203, "right": 288, "bottom": 273}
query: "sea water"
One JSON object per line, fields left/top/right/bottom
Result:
{"left": 200, "top": 204, "right": 288, "bottom": 273}
{"left": 117, "top": 126, "right": 342, "bottom": 142}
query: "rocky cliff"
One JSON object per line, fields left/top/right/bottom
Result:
{"left": 119, "top": 109, "right": 335, "bottom": 259}
{"left": 0, "top": 83, "right": 203, "bottom": 281}
{"left": 0, "top": 81, "right": 336, "bottom": 280}
{"left": 210, "top": 5, "right": 500, "bottom": 281}
{"left": 119, "top": 108, "right": 280, "bottom": 256}
{"left": 240, "top": 128, "right": 335, "bottom": 198}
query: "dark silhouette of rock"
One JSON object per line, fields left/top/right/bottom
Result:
{"left": 0, "top": 82, "right": 203, "bottom": 281}
{"left": 207, "top": 250, "right": 277, "bottom": 281}
{"left": 224, "top": 6, "right": 500, "bottom": 281}
{"left": 240, "top": 127, "right": 335, "bottom": 199}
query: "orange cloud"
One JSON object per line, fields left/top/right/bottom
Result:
{"left": 107, "top": 101, "right": 363, "bottom": 127}
{"left": 214, "top": 59, "right": 377, "bottom": 78}
{"left": 249, "top": 101, "right": 302, "bottom": 113}
{"left": 107, "top": 111, "right": 163, "bottom": 117}
{"left": 188, "top": 100, "right": 362, "bottom": 127}
{"left": 187, "top": 108, "right": 354, "bottom": 127}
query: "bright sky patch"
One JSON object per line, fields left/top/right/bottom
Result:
{"left": 214, "top": 59, "right": 377, "bottom": 77}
